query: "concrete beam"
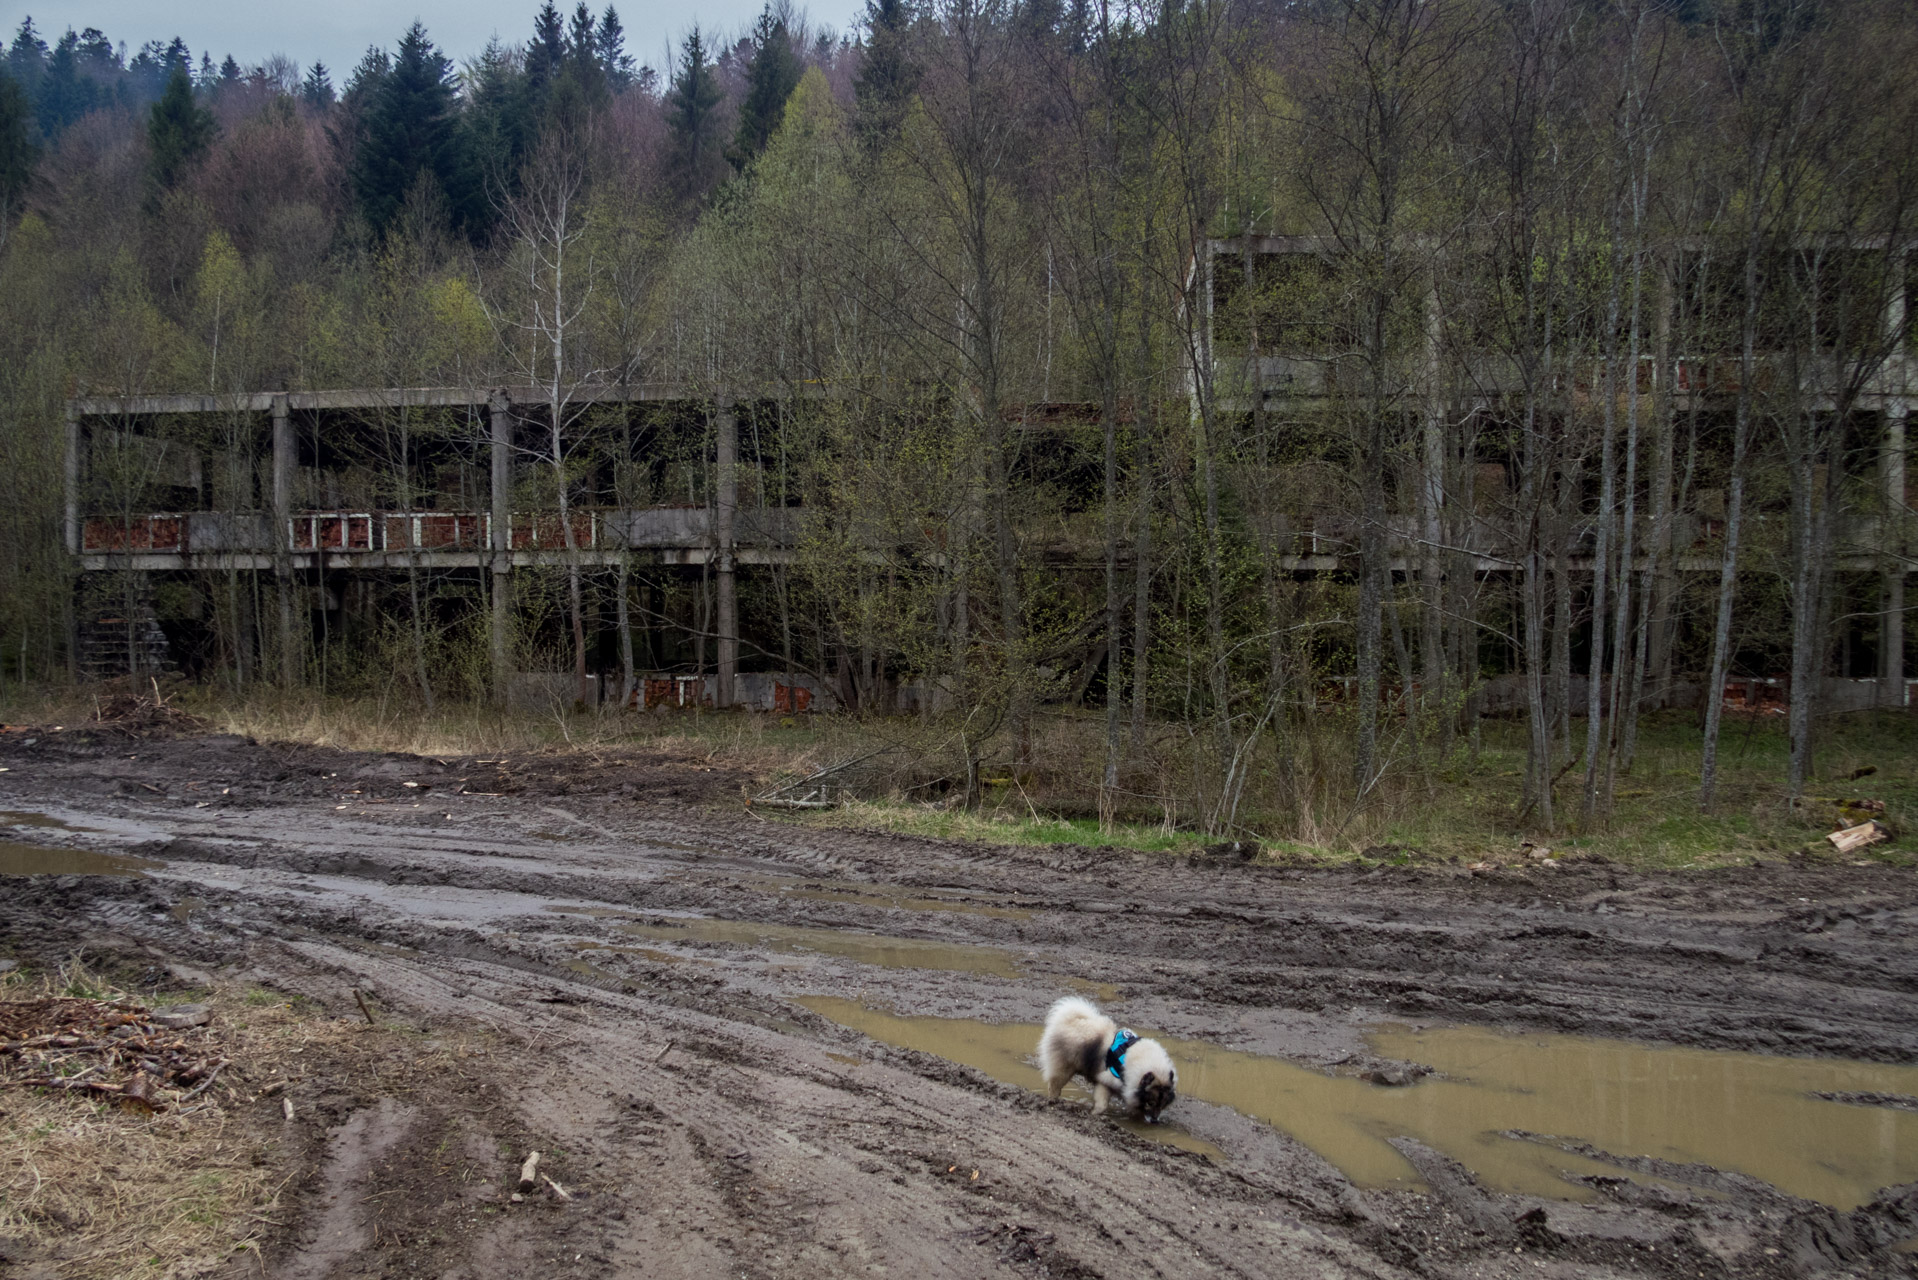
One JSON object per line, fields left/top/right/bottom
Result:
{"left": 70, "top": 383, "right": 699, "bottom": 421}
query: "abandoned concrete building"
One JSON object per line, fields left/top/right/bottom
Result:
{"left": 66, "top": 384, "right": 813, "bottom": 709}
{"left": 65, "top": 236, "right": 1918, "bottom": 711}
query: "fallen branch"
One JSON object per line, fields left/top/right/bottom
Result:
{"left": 353, "top": 989, "right": 378, "bottom": 1026}
{"left": 542, "top": 1174, "right": 572, "bottom": 1202}
{"left": 652, "top": 1038, "right": 675, "bottom": 1065}
{"left": 8, "top": 1076, "right": 124, "bottom": 1096}
{"left": 178, "top": 1058, "right": 231, "bottom": 1102}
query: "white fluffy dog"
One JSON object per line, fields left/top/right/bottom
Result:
{"left": 1037, "top": 996, "right": 1177, "bottom": 1123}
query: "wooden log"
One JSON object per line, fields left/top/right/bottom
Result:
{"left": 518, "top": 1150, "right": 542, "bottom": 1192}
{"left": 282, "top": 1096, "right": 295, "bottom": 1121}
{"left": 1827, "top": 820, "right": 1890, "bottom": 853}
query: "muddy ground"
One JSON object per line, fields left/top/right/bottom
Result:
{"left": 3, "top": 721, "right": 1917, "bottom": 1278}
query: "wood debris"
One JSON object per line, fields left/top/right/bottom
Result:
{"left": 1827, "top": 820, "right": 1890, "bottom": 854}
{"left": 0, "top": 996, "right": 232, "bottom": 1111}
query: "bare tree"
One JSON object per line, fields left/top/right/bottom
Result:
{"left": 486, "top": 130, "right": 610, "bottom": 709}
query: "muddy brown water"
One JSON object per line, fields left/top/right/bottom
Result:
{"left": 1, "top": 810, "right": 100, "bottom": 833}
{"left": 0, "top": 839, "right": 161, "bottom": 877}
{"left": 801, "top": 999, "right": 1918, "bottom": 1209}
{"left": 799, "top": 997, "right": 1226, "bottom": 1160}
{"left": 615, "top": 918, "right": 1027, "bottom": 979}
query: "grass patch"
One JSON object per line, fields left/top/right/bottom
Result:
{"left": 0, "top": 957, "right": 371, "bottom": 1279}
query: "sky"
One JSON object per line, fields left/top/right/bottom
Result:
{"left": 3, "top": 0, "right": 864, "bottom": 86}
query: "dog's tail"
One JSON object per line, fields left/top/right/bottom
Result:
{"left": 1045, "top": 995, "right": 1103, "bottom": 1024}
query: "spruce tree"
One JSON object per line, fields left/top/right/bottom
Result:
{"left": 526, "top": 2, "right": 566, "bottom": 106}
{"left": 74, "top": 29, "right": 116, "bottom": 72}
{"left": 350, "top": 23, "right": 474, "bottom": 237}
{"left": 546, "top": 2, "right": 608, "bottom": 124}
{"left": 0, "top": 72, "right": 37, "bottom": 219}
{"left": 464, "top": 36, "right": 531, "bottom": 189}
{"left": 596, "top": 6, "right": 636, "bottom": 93}
{"left": 145, "top": 65, "right": 214, "bottom": 207}
{"left": 7, "top": 19, "right": 47, "bottom": 99}
{"left": 665, "top": 27, "right": 724, "bottom": 203}
{"left": 729, "top": 6, "right": 801, "bottom": 169}
{"left": 301, "top": 62, "right": 334, "bottom": 109}
{"left": 855, "top": 0, "right": 917, "bottom": 148}
{"left": 36, "top": 30, "right": 97, "bottom": 137}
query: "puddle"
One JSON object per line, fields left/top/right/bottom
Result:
{"left": 799, "top": 997, "right": 1223, "bottom": 1160}
{"left": 170, "top": 896, "right": 207, "bottom": 921}
{"left": 799, "top": 1002, "right": 1918, "bottom": 1208}
{"left": 574, "top": 941, "right": 698, "bottom": 966}
{"left": 1064, "top": 977, "right": 1121, "bottom": 1004}
{"left": 564, "top": 958, "right": 635, "bottom": 988}
{"left": 0, "top": 840, "right": 161, "bottom": 877}
{"left": 616, "top": 919, "right": 1025, "bottom": 980}
{"left": 1366, "top": 1024, "right": 1918, "bottom": 1209}
{"left": 707, "top": 873, "right": 1033, "bottom": 921}
{"left": 544, "top": 905, "right": 635, "bottom": 918}
{"left": 1, "top": 811, "right": 101, "bottom": 833}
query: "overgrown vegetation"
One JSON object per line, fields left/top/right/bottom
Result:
{"left": 2, "top": 0, "right": 1917, "bottom": 846}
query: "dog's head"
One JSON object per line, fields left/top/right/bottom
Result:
{"left": 1135, "top": 1070, "right": 1176, "bottom": 1123}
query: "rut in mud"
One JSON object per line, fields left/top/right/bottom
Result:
{"left": 3, "top": 724, "right": 1918, "bottom": 1278}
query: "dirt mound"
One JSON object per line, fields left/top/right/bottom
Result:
{"left": 85, "top": 688, "right": 209, "bottom": 739}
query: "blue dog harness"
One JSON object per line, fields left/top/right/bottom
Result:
{"left": 1104, "top": 1029, "right": 1140, "bottom": 1086}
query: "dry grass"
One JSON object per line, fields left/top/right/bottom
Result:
{"left": 0, "top": 958, "right": 365, "bottom": 1279}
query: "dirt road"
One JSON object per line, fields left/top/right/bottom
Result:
{"left": 4, "top": 725, "right": 1917, "bottom": 1278}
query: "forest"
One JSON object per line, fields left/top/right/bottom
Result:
{"left": 1, "top": 0, "right": 1917, "bottom": 850}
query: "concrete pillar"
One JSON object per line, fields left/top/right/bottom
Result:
{"left": 1885, "top": 399, "right": 1908, "bottom": 706}
{"left": 272, "top": 395, "right": 297, "bottom": 689}
{"left": 490, "top": 391, "right": 513, "bottom": 704}
{"left": 63, "top": 402, "right": 80, "bottom": 556}
{"left": 1881, "top": 262, "right": 1909, "bottom": 708}
{"left": 715, "top": 389, "right": 738, "bottom": 709}
{"left": 64, "top": 402, "right": 80, "bottom": 681}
